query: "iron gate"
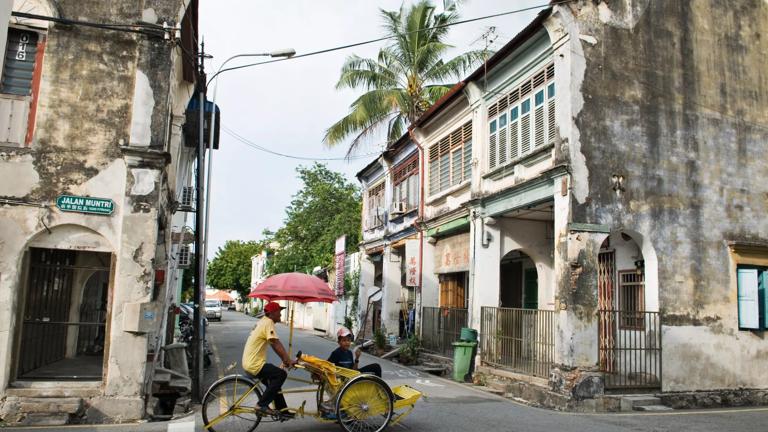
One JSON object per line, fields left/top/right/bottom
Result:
{"left": 598, "top": 310, "right": 661, "bottom": 389}
{"left": 421, "top": 307, "right": 467, "bottom": 357}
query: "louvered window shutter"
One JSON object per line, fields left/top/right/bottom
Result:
{"left": 738, "top": 268, "right": 760, "bottom": 329}
{"left": 489, "top": 119, "right": 497, "bottom": 170}
{"left": 463, "top": 139, "right": 472, "bottom": 180}
{"left": 510, "top": 107, "right": 519, "bottom": 160}
{"left": 498, "top": 113, "right": 508, "bottom": 166}
{"left": 761, "top": 270, "right": 768, "bottom": 329}
{"left": 534, "top": 89, "right": 545, "bottom": 148}
{"left": 451, "top": 149, "right": 462, "bottom": 185}
{"left": 521, "top": 99, "right": 531, "bottom": 155}
{"left": 547, "top": 83, "right": 556, "bottom": 142}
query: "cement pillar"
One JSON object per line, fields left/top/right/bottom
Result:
{"left": 381, "top": 246, "right": 401, "bottom": 336}
{"left": 469, "top": 217, "right": 502, "bottom": 332}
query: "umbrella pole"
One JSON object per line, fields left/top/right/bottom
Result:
{"left": 288, "top": 301, "right": 294, "bottom": 358}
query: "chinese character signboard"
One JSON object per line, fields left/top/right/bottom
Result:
{"left": 335, "top": 236, "right": 346, "bottom": 295}
{"left": 405, "top": 239, "right": 420, "bottom": 287}
{"left": 56, "top": 195, "right": 115, "bottom": 215}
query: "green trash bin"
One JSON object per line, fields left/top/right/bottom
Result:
{"left": 452, "top": 341, "right": 477, "bottom": 382}
{"left": 460, "top": 327, "right": 478, "bottom": 342}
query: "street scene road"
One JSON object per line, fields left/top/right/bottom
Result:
{"left": 200, "top": 311, "right": 768, "bottom": 432}
{"left": 3, "top": 309, "right": 766, "bottom": 432}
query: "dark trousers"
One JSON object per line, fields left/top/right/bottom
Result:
{"left": 252, "top": 363, "right": 287, "bottom": 410}
{"left": 359, "top": 363, "right": 382, "bottom": 378}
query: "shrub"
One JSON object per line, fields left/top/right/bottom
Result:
{"left": 373, "top": 328, "right": 387, "bottom": 350}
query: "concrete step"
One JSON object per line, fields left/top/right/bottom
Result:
{"left": 17, "top": 397, "right": 83, "bottom": 414}
{"left": 486, "top": 378, "right": 511, "bottom": 393}
{"left": 620, "top": 395, "right": 664, "bottom": 412}
{"left": 18, "top": 412, "right": 71, "bottom": 426}
{"left": 634, "top": 404, "right": 674, "bottom": 412}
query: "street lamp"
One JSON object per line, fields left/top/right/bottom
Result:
{"left": 192, "top": 47, "right": 295, "bottom": 401}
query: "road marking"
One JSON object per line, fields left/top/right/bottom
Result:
{"left": 415, "top": 379, "right": 443, "bottom": 387}
{"left": 167, "top": 419, "right": 196, "bottom": 431}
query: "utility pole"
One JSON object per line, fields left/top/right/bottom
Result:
{"left": 192, "top": 41, "right": 207, "bottom": 402}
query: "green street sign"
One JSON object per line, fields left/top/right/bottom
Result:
{"left": 56, "top": 195, "right": 115, "bottom": 215}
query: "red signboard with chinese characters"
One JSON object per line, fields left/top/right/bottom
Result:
{"left": 405, "top": 239, "right": 420, "bottom": 287}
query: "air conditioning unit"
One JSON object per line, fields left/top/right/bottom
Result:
{"left": 178, "top": 186, "right": 195, "bottom": 212}
{"left": 390, "top": 201, "right": 407, "bottom": 215}
{"left": 177, "top": 245, "right": 191, "bottom": 268}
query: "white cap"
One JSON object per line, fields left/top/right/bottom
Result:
{"left": 337, "top": 326, "right": 352, "bottom": 338}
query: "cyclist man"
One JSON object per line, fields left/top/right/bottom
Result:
{"left": 242, "top": 301, "right": 297, "bottom": 417}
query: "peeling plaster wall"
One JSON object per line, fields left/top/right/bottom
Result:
{"left": 558, "top": 0, "right": 768, "bottom": 390}
{"left": 0, "top": 0, "right": 192, "bottom": 422}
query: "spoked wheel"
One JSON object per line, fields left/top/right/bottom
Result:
{"left": 335, "top": 375, "right": 394, "bottom": 432}
{"left": 202, "top": 375, "right": 263, "bottom": 432}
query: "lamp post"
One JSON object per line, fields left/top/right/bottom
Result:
{"left": 192, "top": 48, "right": 295, "bottom": 401}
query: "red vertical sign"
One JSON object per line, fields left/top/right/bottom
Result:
{"left": 335, "top": 235, "right": 346, "bottom": 296}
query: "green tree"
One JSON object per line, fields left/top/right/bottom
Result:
{"left": 207, "top": 240, "right": 264, "bottom": 301}
{"left": 268, "top": 164, "right": 361, "bottom": 274}
{"left": 324, "top": 0, "right": 483, "bottom": 153}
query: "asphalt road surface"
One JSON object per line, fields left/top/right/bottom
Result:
{"left": 4, "top": 310, "right": 766, "bottom": 431}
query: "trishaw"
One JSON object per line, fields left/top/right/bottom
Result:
{"left": 201, "top": 273, "right": 422, "bottom": 432}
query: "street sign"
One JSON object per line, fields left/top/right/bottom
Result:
{"left": 56, "top": 195, "right": 115, "bottom": 215}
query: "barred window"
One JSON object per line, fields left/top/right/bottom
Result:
{"left": 391, "top": 155, "right": 419, "bottom": 213}
{"left": 428, "top": 122, "right": 472, "bottom": 196}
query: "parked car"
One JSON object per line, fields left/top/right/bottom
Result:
{"left": 205, "top": 299, "right": 222, "bottom": 321}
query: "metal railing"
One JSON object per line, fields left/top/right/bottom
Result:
{"left": 479, "top": 307, "right": 555, "bottom": 378}
{"left": 421, "top": 307, "right": 468, "bottom": 357}
{"left": 598, "top": 309, "right": 661, "bottom": 389}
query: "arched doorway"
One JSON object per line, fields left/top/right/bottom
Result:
{"left": 597, "top": 231, "right": 661, "bottom": 390}
{"left": 500, "top": 250, "right": 538, "bottom": 309}
{"left": 16, "top": 225, "right": 113, "bottom": 380}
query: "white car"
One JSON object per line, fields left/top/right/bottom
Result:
{"left": 205, "top": 299, "right": 223, "bottom": 321}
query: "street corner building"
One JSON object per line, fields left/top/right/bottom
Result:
{"left": 356, "top": 0, "right": 768, "bottom": 411}
{"left": 0, "top": 0, "right": 202, "bottom": 425}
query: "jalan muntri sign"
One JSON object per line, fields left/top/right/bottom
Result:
{"left": 56, "top": 195, "right": 115, "bottom": 216}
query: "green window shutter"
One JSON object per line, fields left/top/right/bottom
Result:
{"left": 523, "top": 268, "right": 538, "bottom": 309}
{"left": 737, "top": 268, "right": 760, "bottom": 329}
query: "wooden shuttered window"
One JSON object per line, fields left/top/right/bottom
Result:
{"left": 487, "top": 62, "right": 555, "bottom": 171}
{"left": 392, "top": 156, "right": 419, "bottom": 212}
{"left": 428, "top": 122, "right": 472, "bottom": 196}
{"left": 366, "top": 182, "right": 385, "bottom": 230}
{"left": 737, "top": 266, "right": 768, "bottom": 330}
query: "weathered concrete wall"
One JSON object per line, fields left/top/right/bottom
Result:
{"left": 0, "top": 0, "right": 193, "bottom": 423}
{"left": 559, "top": 0, "right": 768, "bottom": 390}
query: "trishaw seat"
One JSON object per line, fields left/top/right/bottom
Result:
{"left": 299, "top": 353, "right": 360, "bottom": 387}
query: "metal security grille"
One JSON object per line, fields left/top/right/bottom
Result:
{"left": 1, "top": 28, "right": 39, "bottom": 96}
{"left": 421, "top": 307, "right": 467, "bottom": 357}
{"left": 479, "top": 307, "right": 555, "bottom": 378}
{"left": 19, "top": 248, "right": 76, "bottom": 376}
{"left": 598, "top": 310, "right": 661, "bottom": 390}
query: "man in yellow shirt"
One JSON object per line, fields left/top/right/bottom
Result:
{"left": 242, "top": 301, "right": 296, "bottom": 417}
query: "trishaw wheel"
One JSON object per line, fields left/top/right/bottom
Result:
{"left": 335, "top": 375, "right": 393, "bottom": 432}
{"left": 202, "top": 375, "right": 263, "bottom": 432}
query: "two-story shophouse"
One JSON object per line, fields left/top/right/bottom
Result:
{"left": 396, "top": 0, "right": 768, "bottom": 409}
{"left": 0, "top": 0, "right": 202, "bottom": 424}
{"left": 357, "top": 135, "right": 421, "bottom": 341}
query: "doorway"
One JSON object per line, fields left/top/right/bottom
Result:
{"left": 17, "top": 248, "right": 112, "bottom": 380}
{"left": 499, "top": 250, "right": 537, "bottom": 309}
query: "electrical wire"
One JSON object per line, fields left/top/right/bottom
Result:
{"left": 208, "top": 1, "right": 571, "bottom": 82}
{"left": 222, "top": 126, "right": 381, "bottom": 161}
{"left": 11, "top": 11, "right": 166, "bottom": 38}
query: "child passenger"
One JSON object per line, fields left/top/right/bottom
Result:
{"left": 327, "top": 327, "right": 382, "bottom": 377}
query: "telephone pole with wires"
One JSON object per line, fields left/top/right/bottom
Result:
{"left": 192, "top": 40, "right": 208, "bottom": 402}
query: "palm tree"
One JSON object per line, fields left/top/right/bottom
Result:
{"left": 324, "top": 1, "right": 484, "bottom": 154}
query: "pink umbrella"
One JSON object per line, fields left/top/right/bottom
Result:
{"left": 248, "top": 272, "right": 336, "bottom": 303}
{"left": 248, "top": 272, "right": 336, "bottom": 355}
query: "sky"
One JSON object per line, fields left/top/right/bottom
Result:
{"left": 198, "top": 0, "right": 548, "bottom": 259}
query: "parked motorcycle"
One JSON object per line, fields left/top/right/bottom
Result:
{"left": 178, "top": 308, "right": 212, "bottom": 369}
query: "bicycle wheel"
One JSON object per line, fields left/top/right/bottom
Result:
{"left": 202, "top": 375, "right": 263, "bottom": 432}
{"left": 335, "top": 375, "right": 393, "bottom": 432}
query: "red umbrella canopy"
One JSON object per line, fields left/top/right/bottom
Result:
{"left": 248, "top": 272, "right": 336, "bottom": 304}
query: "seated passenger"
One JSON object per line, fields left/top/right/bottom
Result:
{"left": 327, "top": 327, "right": 381, "bottom": 378}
